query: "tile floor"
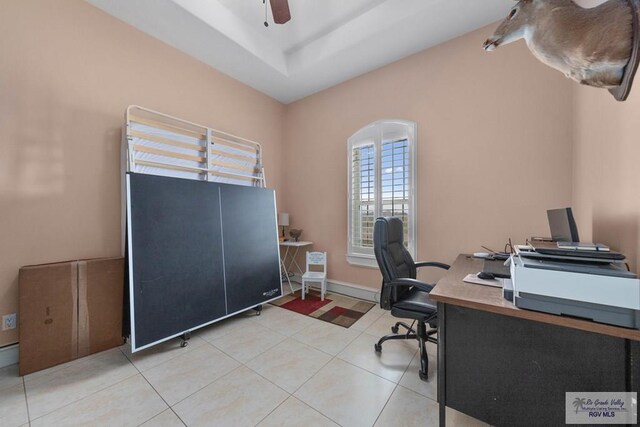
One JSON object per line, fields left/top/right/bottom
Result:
{"left": 1, "top": 298, "right": 488, "bottom": 427}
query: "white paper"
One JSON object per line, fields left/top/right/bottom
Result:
{"left": 463, "top": 273, "right": 503, "bottom": 288}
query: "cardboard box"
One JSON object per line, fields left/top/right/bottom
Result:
{"left": 19, "top": 262, "right": 78, "bottom": 376}
{"left": 79, "top": 258, "right": 126, "bottom": 357}
{"left": 19, "top": 257, "right": 124, "bottom": 375}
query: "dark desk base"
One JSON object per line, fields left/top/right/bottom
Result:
{"left": 437, "top": 303, "right": 640, "bottom": 427}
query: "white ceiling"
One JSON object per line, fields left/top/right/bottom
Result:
{"left": 87, "top": 0, "right": 514, "bottom": 104}
{"left": 217, "top": 0, "right": 389, "bottom": 54}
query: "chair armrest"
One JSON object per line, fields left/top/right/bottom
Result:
{"left": 415, "top": 261, "right": 450, "bottom": 270}
{"left": 388, "top": 278, "right": 435, "bottom": 293}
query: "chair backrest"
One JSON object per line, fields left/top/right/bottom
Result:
{"left": 373, "top": 217, "right": 416, "bottom": 310}
{"left": 306, "top": 251, "right": 327, "bottom": 274}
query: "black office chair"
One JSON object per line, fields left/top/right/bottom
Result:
{"left": 373, "top": 217, "right": 450, "bottom": 381}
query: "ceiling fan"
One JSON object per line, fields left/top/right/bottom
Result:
{"left": 263, "top": 0, "right": 291, "bottom": 27}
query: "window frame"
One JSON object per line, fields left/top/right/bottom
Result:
{"left": 347, "top": 119, "right": 417, "bottom": 268}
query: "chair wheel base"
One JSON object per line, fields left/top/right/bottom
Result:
{"left": 391, "top": 326, "right": 399, "bottom": 334}
{"left": 419, "top": 370, "right": 428, "bottom": 381}
{"left": 374, "top": 343, "right": 382, "bottom": 353}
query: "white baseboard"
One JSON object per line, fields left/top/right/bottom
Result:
{"left": 0, "top": 344, "right": 18, "bottom": 368}
{"left": 327, "top": 279, "right": 380, "bottom": 303}
{"left": 288, "top": 274, "right": 380, "bottom": 303}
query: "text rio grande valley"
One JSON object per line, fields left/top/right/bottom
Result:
{"left": 581, "top": 398, "right": 627, "bottom": 418}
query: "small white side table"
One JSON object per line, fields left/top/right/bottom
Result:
{"left": 279, "top": 241, "right": 313, "bottom": 294}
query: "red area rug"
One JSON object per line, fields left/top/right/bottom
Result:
{"left": 280, "top": 294, "right": 332, "bottom": 315}
{"left": 272, "top": 290, "right": 375, "bottom": 328}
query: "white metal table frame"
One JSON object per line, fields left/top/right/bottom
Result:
{"left": 279, "top": 241, "right": 313, "bottom": 294}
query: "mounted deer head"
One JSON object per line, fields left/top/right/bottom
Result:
{"left": 483, "top": 0, "right": 640, "bottom": 101}
{"left": 483, "top": 0, "right": 536, "bottom": 52}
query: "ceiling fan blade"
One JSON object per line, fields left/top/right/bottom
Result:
{"left": 270, "top": 0, "right": 291, "bottom": 24}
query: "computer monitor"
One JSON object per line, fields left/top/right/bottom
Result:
{"left": 547, "top": 208, "right": 580, "bottom": 243}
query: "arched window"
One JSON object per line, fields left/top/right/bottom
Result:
{"left": 347, "top": 120, "right": 416, "bottom": 267}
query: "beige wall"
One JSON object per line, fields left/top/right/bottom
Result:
{"left": 566, "top": 0, "right": 638, "bottom": 268}
{"left": 572, "top": 85, "right": 640, "bottom": 271}
{"left": 7, "top": 1, "right": 629, "bottom": 350}
{"left": 0, "top": 0, "right": 286, "bottom": 347}
{"left": 283, "top": 26, "right": 574, "bottom": 289}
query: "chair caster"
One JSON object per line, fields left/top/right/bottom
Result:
{"left": 419, "top": 370, "right": 428, "bottom": 381}
{"left": 391, "top": 325, "right": 399, "bottom": 334}
{"left": 374, "top": 343, "right": 382, "bottom": 353}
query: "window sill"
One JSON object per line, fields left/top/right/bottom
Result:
{"left": 346, "top": 254, "right": 379, "bottom": 269}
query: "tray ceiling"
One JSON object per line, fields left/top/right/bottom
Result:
{"left": 87, "top": 0, "right": 513, "bottom": 103}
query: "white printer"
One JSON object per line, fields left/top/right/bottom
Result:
{"left": 510, "top": 254, "right": 640, "bottom": 329}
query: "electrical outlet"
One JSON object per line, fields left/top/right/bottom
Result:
{"left": 2, "top": 313, "right": 16, "bottom": 331}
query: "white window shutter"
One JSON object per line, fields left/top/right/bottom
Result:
{"left": 348, "top": 120, "right": 416, "bottom": 265}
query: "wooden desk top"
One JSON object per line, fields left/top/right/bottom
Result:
{"left": 430, "top": 254, "right": 640, "bottom": 341}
